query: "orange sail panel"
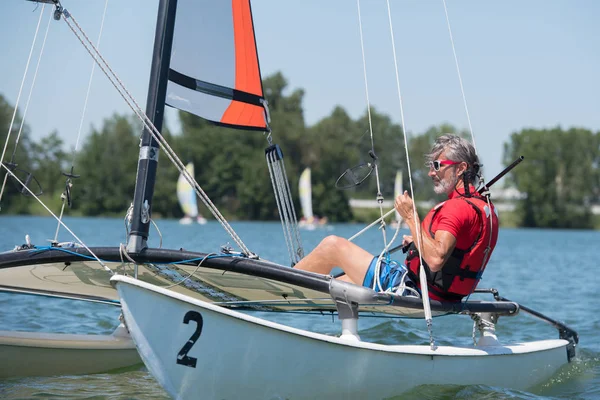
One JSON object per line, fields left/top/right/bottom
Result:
{"left": 166, "top": 0, "right": 266, "bottom": 131}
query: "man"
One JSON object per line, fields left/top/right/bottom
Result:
{"left": 294, "top": 135, "right": 499, "bottom": 302}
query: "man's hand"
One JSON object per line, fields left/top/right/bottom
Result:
{"left": 395, "top": 190, "right": 415, "bottom": 221}
{"left": 402, "top": 235, "right": 413, "bottom": 247}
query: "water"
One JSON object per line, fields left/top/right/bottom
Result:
{"left": 0, "top": 215, "right": 599, "bottom": 399}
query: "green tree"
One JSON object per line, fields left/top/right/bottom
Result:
{"left": 30, "top": 132, "right": 67, "bottom": 193}
{"left": 26, "top": 131, "right": 69, "bottom": 214}
{"left": 503, "top": 127, "right": 599, "bottom": 229}
{"left": 73, "top": 115, "right": 139, "bottom": 216}
{"left": 304, "top": 106, "right": 361, "bottom": 221}
{"left": 0, "top": 95, "right": 35, "bottom": 214}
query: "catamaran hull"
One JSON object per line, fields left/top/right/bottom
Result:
{"left": 113, "top": 275, "right": 569, "bottom": 400}
{"left": 0, "top": 327, "right": 141, "bottom": 378}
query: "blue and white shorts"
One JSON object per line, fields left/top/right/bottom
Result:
{"left": 362, "top": 256, "right": 419, "bottom": 296}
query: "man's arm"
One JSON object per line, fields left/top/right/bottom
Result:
{"left": 395, "top": 192, "right": 457, "bottom": 272}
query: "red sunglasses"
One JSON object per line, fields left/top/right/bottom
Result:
{"left": 428, "top": 159, "right": 461, "bottom": 171}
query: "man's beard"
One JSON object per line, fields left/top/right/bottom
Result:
{"left": 433, "top": 173, "right": 459, "bottom": 194}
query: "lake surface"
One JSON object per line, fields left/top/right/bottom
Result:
{"left": 0, "top": 215, "right": 599, "bottom": 399}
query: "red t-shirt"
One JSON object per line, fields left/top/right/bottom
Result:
{"left": 427, "top": 187, "right": 484, "bottom": 250}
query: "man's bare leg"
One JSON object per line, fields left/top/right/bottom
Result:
{"left": 294, "top": 235, "right": 374, "bottom": 285}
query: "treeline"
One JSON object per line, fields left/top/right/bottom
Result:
{"left": 504, "top": 127, "right": 600, "bottom": 228}
{"left": 1, "top": 72, "right": 599, "bottom": 228}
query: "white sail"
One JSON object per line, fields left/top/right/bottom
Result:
{"left": 177, "top": 162, "right": 199, "bottom": 220}
{"left": 298, "top": 168, "right": 313, "bottom": 220}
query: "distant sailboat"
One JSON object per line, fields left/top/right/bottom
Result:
{"left": 177, "top": 162, "right": 207, "bottom": 225}
{"left": 298, "top": 167, "right": 328, "bottom": 229}
{"left": 298, "top": 168, "right": 315, "bottom": 230}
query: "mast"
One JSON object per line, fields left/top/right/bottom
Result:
{"left": 127, "top": 0, "right": 177, "bottom": 253}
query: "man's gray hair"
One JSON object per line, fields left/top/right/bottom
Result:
{"left": 427, "top": 134, "right": 481, "bottom": 184}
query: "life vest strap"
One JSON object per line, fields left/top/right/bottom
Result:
{"left": 406, "top": 267, "right": 464, "bottom": 302}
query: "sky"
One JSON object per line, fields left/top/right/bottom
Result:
{"left": 1, "top": 0, "right": 599, "bottom": 181}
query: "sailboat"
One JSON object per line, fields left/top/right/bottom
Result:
{"left": 298, "top": 167, "right": 328, "bottom": 230}
{"left": 298, "top": 167, "right": 316, "bottom": 230}
{"left": 0, "top": 0, "right": 578, "bottom": 396}
{"left": 177, "top": 162, "right": 207, "bottom": 225}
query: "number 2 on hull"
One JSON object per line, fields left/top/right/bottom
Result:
{"left": 176, "top": 311, "right": 203, "bottom": 368}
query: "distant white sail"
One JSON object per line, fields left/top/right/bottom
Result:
{"left": 177, "top": 162, "right": 198, "bottom": 220}
{"left": 394, "top": 170, "right": 403, "bottom": 223}
{"left": 299, "top": 168, "right": 313, "bottom": 220}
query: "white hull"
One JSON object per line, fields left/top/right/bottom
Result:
{"left": 113, "top": 275, "right": 569, "bottom": 400}
{"left": 179, "top": 216, "right": 207, "bottom": 225}
{"left": 0, "top": 325, "right": 141, "bottom": 378}
{"left": 298, "top": 221, "right": 317, "bottom": 231}
{"left": 179, "top": 217, "right": 193, "bottom": 225}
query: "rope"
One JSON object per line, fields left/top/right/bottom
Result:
{"left": 119, "top": 242, "right": 138, "bottom": 278}
{"left": 162, "top": 253, "right": 216, "bottom": 289}
{"left": 53, "top": 181, "right": 69, "bottom": 242}
{"left": 0, "top": 4, "right": 47, "bottom": 206}
{"left": 74, "top": 0, "right": 108, "bottom": 158}
{"left": 277, "top": 156, "right": 303, "bottom": 261}
{"left": 150, "top": 217, "right": 163, "bottom": 249}
{"left": 268, "top": 155, "right": 295, "bottom": 261}
{"left": 58, "top": 9, "right": 255, "bottom": 257}
{"left": 356, "top": 0, "right": 387, "bottom": 248}
{"left": 54, "top": 0, "right": 109, "bottom": 243}
{"left": 386, "top": 0, "right": 435, "bottom": 349}
{"left": 348, "top": 207, "right": 396, "bottom": 242}
{"left": 266, "top": 147, "right": 304, "bottom": 265}
{"left": 442, "top": 0, "right": 495, "bottom": 311}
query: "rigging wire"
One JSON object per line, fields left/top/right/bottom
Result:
{"left": 11, "top": 8, "right": 53, "bottom": 165}
{"left": 442, "top": 0, "right": 496, "bottom": 309}
{"left": 356, "top": 0, "right": 388, "bottom": 247}
{"left": 442, "top": 0, "right": 478, "bottom": 152}
{"left": 0, "top": 4, "right": 47, "bottom": 207}
{"left": 73, "top": 0, "right": 109, "bottom": 159}
{"left": 11, "top": 10, "right": 53, "bottom": 165}
{"left": 58, "top": 8, "right": 254, "bottom": 257}
{"left": 385, "top": 0, "right": 435, "bottom": 349}
{"left": 266, "top": 148, "right": 304, "bottom": 265}
{"left": 0, "top": 4, "right": 113, "bottom": 274}
{"left": 54, "top": 0, "right": 110, "bottom": 243}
